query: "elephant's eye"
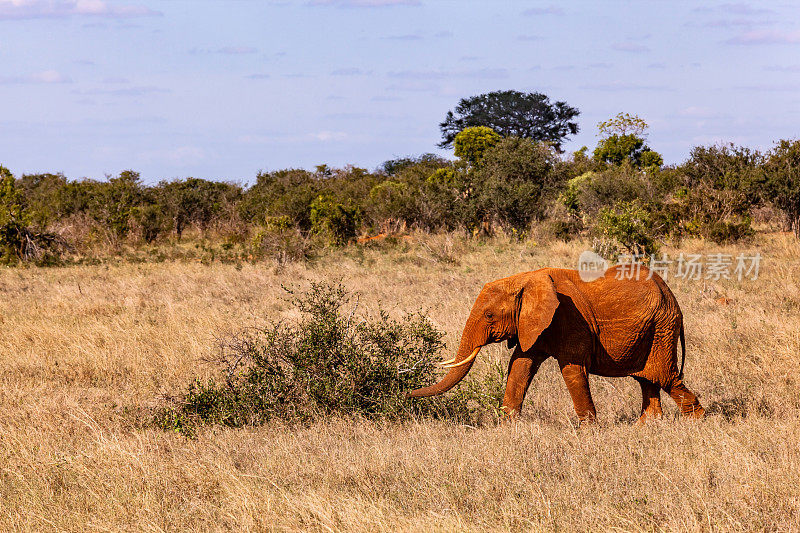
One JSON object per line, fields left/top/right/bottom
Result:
{"left": 484, "top": 311, "right": 494, "bottom": 320}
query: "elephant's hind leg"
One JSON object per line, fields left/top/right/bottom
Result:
{"left": 640, "top": 320, "right": 705, "bottom": 419}
{"left": 559, "top": 362, "right": 596, "bottom": 424}
{"left": 665, "top": 379, "right": 705, "bottom": 418}
{"left": 633, "top": 377, "right": 662, "bottom": 423}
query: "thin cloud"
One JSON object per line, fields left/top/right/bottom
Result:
{"left": 735, "top": 83, "right": 800, "bottom": 91}
{"left": 588, "top": 62, "right": 612, "bottom": 69}
{"left": 764, "top": 65, "right": 800, "bottom": 72}
{"left": 72, "top": 85, "right": 169, "bottom": 96}
{"left": 517, "top": 34, "right": 541, "bottom": 42}
{"left": 694, "top": 3, "right": 773, "bottom": 16}
{"left": 612, "top": 42, "right": 650, "bottom": 53}
{"left": 307, "top": 0, "right": 419, "bottom": 6}
{"left": 191, "top": 46, "right": 258, "bottom": 55}
{"left": 383, "top": 33, "right": 422, "bottom": 41}
{"left": 330, "top": 67, "right": 368, "bottom": 76}
{"left": 678, "top": 106, "right": 724, "bottom": 119}
{"left": 217, "top": 46, "right": 258, "bottom": 55}
{"left": 0, "top": 0, "right": 161, "bottom": 20}
{"left": 522, "top": 6, "right": 564, "bottom": 16}
{"left": 387, "top": 68, "right": 509, "bottom": 80}
{"left": 139, "top": 146, "right": 207, "bottom": 166}
{"left": 0, "top": 69, "right": 71, "bottom": 84}
{"left": 725, "top": 30, "right": 800, "bottom": 45}
{"left": 311, "top": 130, "right": 348, "bottom": 142}
{"left": 579, "top": 81, "right": 670, "bottom": 91}
{"left": 245, "top": 73, "right": 271, "bottom": 80}
{"left": 647, "top": 62, "right": 666, "bottom": 69}
{"left": 702, "top": 18, "right": 776, "bottom": 29}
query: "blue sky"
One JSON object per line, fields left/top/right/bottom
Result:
{"left": 1, "top": 0, "right": 799, "bottom": 184}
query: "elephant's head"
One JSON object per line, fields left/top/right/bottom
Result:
{"left": 408, "top": 271, "right": 560, "bottom": 398}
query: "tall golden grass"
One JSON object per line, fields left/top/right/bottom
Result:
{"left": 1, "top": 232, "right": 799, "bottom": 531}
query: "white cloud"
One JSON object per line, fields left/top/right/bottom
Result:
{"left": 139, "top": 146, "right": 206, "bottom": 166}
{"left": 0, "top": 69, "right": 71, "bottom": 83}
{"left": 72, "top": 85, "right": 168, "bottom": 96}
{"left": 0, "top": 0, "right": 161, "bottom": 19}
{"left": 387, "top": 68, "right": 509, "bottom": 80}
{"left": 190, "top": 46, "right": 258, "bottom": 55}
{"left": 522, "top": 6, "right": 564, "bottom": 16}
{"left": 678, "top": 106, "right": 722, "bottom": 118}
{"left": 308, "top": 0, "right": 419, "bottom": 7}
{"left": 612, "top": 42, "right": 650, "bottom": 53}
{"left": 725, "top": 30, "right": 800, "bottom": 45}
{"left": 217, "top": 46, "right": 257, "bottom": 55}
{"left": 579, "top": 81, "right": 670, "bottom": 91}
{"left": 311, "top": 131, "right": 347, "bottom": 142}
{"left": 330, "top": 67, "right": 368, "bottom": 76}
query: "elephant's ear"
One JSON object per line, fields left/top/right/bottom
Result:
{"left": 516, "top": 273, "right": 559, "bottom": 352}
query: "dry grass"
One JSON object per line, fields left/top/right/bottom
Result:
{"left": 1, "top": 232, "right": 799, "bottom": 531}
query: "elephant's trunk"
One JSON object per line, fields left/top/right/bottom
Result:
{"left": 407, "top": 330, "right": 482, "bottom": 398}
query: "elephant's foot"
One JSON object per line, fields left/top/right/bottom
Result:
{"left": 666, "top": 380, "right": 705, "bottom": 419}
{"left": 636, "top": 410, "right": 663, "bottom": 425}
{"left": 635, "top": 377, "right": 663, "bottom": 424}
{"left": 499, "top": 405, "right": 519, "bottom": 424}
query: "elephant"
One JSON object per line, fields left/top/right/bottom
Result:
{"left": 408, "top": 265, "right": 705, "bottom": 423}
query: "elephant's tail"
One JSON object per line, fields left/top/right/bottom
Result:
{"left": 678, "top": 322, "right": 686, "bottom": 379}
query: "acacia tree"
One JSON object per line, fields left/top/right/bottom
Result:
{"left": 438, "top": 90, "right": 580, "bottom": 151}
{"left": 593, "top": 112, "right": 663, "bottom": 168}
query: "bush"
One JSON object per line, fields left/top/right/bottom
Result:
{"left": 250, "top": 216, "right": 312, "bottom": 264}
{"left": 470, "top": 137, "right": 562, "bottom": 234}
{"left": 364, "top": 180, "right": 412, "bottom": 230}
{"left": 454, "top": 126, "right": 501, "bottom": 167}
{"left": 0, "top": 167, "right": 66, "bottom": 264}
{"left": 310, "top": 195, "right": 360, "bottom": 245}
{"left": 594, "top": 199, "right": 659, "bottom": 258}
{"left": 764, "top": 139, "right": 800, "bottom": 237}
{"left": 155, "top": 282, "right": 486, "bottom": 436}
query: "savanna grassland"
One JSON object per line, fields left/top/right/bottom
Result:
{"left": 1, "top": 232, "right": 800, "bottom": 532}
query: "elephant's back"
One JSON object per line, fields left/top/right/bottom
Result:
{"left": 550, "top": 266, "right": 681, "bottom": 375}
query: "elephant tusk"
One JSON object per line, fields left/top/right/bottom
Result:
{"left": 438, "top": 357, "right": 457, "bottom": 366}
{"left": 440, "top": 347, "right": 481, "bottom": 369}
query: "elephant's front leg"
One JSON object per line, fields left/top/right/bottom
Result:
{"left": 501, "top": 348, "right": 544, "bottom": 419}
{"left": 559, "top": 362, "right": 597, "bottom": 424}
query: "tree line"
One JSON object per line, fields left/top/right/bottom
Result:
{"left": 1, "top": 91, "right": 799, "bottom": 265}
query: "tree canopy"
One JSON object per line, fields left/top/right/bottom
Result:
{"left": 438, "top": 90, "right": 580, "bottom": 151}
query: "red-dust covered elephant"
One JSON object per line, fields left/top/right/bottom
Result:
{"left": 408, "top": 266, "right": 704, "bottom": 423}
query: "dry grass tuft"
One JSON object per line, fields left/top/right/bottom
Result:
{"left": 1, "top": 232, "right": 799, "bottom": 531}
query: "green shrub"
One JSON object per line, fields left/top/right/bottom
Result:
{"left": 594, "top": 199, "right": 659, "bottom": 258}
{"left": 640, "top": 149, "right": 664, "bottom": 169}
{"left": 704, "top": 218, "right": 754, "bottom": 244}
{"left": 593, "top": 133, "right": 645, "bottom": 166}
{"left": 454, "top": 126, "right": 502, "bottom": 167}
{"left": 155, "top": 282, "right": 485, "bottom": 436}
{"left": 364, "top": 180, "right": 412, "bottom": 229}
{"left": 310, "top": 195, "right": 360, "bottom": 245}
{"left": 250, "top": 217, "right": 312, "bottom": 264}
{"left": 764, "top": 139, "right": 800, "bottom": 237}
{"left": 0, "top": 167, "right": 66, "bottom": 264}
{"left": 471, "top": 137, "right": 562, "bottom": 234}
